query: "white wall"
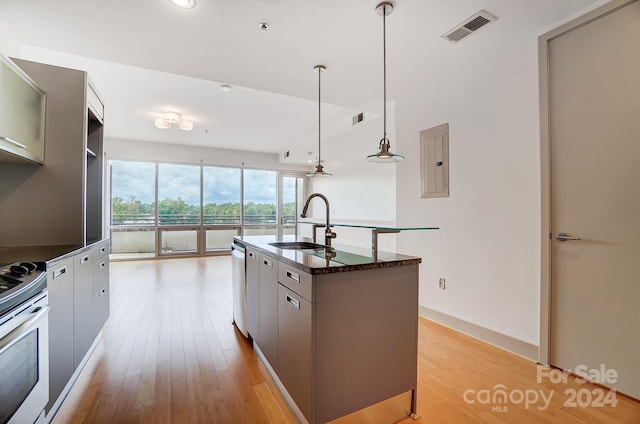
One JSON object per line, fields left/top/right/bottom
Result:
{"left": 106, "top": 137, "right": 309, "bottom": 172}
{"left": 0, "top": 24, "right": 21, "bottom": 57}
{"left": 393, "top": 21, "right": 542, "bottom": 346}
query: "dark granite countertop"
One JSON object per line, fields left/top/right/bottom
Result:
{"left": 234, "top": 235, "right": 421, "bottom": 275}
{"left": 0, "top": 243, "right": 88, "bottom": 267}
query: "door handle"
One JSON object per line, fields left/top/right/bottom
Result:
{"left": 555, "top": 232, "right": 581, "bottom": 241}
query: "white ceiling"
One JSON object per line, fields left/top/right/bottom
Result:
{"left": 0, "top": 0, "right": 602, "bottom": 162}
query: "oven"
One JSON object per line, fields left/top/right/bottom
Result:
{"left": 0, "top": 262, "right": 49, "bottom": 424}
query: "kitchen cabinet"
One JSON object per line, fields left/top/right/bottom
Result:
{"left": 93, "top": 240, "right": 110, "bottom": 336}
{"left": 239, "top": 236, "right": 420, "bottom": 424}
{"left": 46, "top": 257, "right": 74, "bottom": 415}
{"left": 258, "top": 253, "right": 279, "bottom": 373}
{"left": 278, "top": 283, "right": 313, "bottom": 420}
{"left": 0, "top": 58, "right": 105, "bottom": 248}
{"left": 246, "top": 248, "right": 260, "bottom": 341}
{"left": 0, "top": 56, "right": 45, "bottom": 164}
{"left": 73, "top": 250, "right": 94, "bottom": 369}
{"left": 46, "top": 242, "right": 110, "bottom": 416}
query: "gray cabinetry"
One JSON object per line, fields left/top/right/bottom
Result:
{"left": 278, "top": 261, "right": 314, "bottom": 301}
{"left": 73, "top": 250, "right": 94, "bottom": 369}
{"left": 92, "top": 240, "right": 110, "bottom": 335}
{"left": 46, "top": 242, "right": 110, "bottom": 416}
{"left": 258, "top": 253, "right": 279, "bottom": 373}
{"left": 247, "top": 245, "right": 419, "bottom": 424}
{"left": 46, "top": 257, "right": 74, "bottom": 414}
{"left": 0, "top": 58, "right": 105, "bottom": 248}
{"left": 246, "top": 248, "right": 260, "bottom": 341}
{"left": 278, "top": 284, "right": 313, "bottom": 420}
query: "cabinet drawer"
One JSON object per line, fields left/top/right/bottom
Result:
{"left": 93, "top": 239, "right": 109, "bottom": 263}
{"left": 93, "top": 259, "right": 109, "bottom": 292}
{"left": 278, "top": 262, "right": 313, "bottom": 302}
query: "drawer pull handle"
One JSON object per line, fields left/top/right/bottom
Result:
{"left": 286, "top": 270, "right": 299, "bottom": 282}
{"left": 249, "top": 252, "right": 255, "bottom": 258}
{"left": 100, "top": 262, "right": 106, "bottom": 269}
{"left": 263, "top": 259, "right": 272, "bottom": 268}
{"left": 80, "top": 256, "right": 89, "bottom": 264}
{"left": 53, "top": 267, "right": 67, "bottom": 279}
{"left": 100, "top": 247, "right": 106, "bottom": 253}
{"left": 286, "top": 295, "right": 300, "bottom": 310}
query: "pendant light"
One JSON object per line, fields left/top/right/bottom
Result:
{"left": 307, "top": 65, "right": 332, "bottom": 177}
{"left": 366, "top": 2, "right": 404, "bottom": 163}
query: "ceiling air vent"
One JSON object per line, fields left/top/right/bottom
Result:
{"left": 442, "top": 10, "right": 497, "bottom": 43}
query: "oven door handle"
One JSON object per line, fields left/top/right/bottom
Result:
{"left": 0, "top": 306, "right": 49, "bottom": 356}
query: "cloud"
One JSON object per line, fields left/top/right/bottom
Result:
{"left": 111, "top": 161, "right": 287, "bottom": 207}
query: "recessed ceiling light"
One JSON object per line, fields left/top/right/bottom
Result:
{"left": 169, "top": 0, "right": 196, "bottom": 9}
{"left": 259, "top": 22, "right": 269, "bottom": 31}
{"left": 220, "top": 84, "right": 232, "bottom": 92}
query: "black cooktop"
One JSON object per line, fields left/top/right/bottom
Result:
{"left": 0, "top": 261, "right": 47, "bottom": 317}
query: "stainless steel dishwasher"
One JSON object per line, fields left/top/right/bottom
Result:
{"left": 231, "top": 240, "right": 248, "bottom": 338}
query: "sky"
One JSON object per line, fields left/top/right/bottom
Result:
{"left": 110, "top": 160, "right": 295, "bottom": 206}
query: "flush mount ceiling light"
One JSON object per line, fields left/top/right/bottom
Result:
{"left": 307, "top": 65, "right": 332, "bottom": 177}
{"left": 169, "top": 0, "right": 196, "bottom": 9}
{"left": 366, "top": 2, "right": 404, "bottom": 163}
{"left": 154, "top": 112, "right": 193, "bottom": 131}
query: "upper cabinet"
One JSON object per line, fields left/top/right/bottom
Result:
{"left": 0, "top": 59, "right": 105, "bottom": 247}
{"left": 0, "top": 56, "right": 46, "bottom": 164}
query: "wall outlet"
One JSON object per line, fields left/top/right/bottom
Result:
{"left": 439, "top": 278, "right": 446, "bottom": 290}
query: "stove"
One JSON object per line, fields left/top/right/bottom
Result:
{"left": 0, "top": 261, "right": 47, "bottom": 318}
{"left": 0, "top": 261, "right": 49, "bottom": 424}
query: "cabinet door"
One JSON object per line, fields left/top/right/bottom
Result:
{"left": 278, "top": 284, "right": 314, "bottom": 422}
{"left": 46, "top": 258, "right": 74, "bottom": 413}
{"left": 0, "top": 56, "right": 45, "bottom": 164}
{"left": 93, "top": 258, "right": 110, "bottom": 336}
{"left": 73, "top": 250, "right": 94, "bottom": 368}
{"left": 258, "top": 254, "right": 279, "bottom": 372}
{"left": 246, "top": 248, "right": 260, "bottom": 341}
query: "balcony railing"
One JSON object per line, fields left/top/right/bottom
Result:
{"left": 111, "top": 214, "right": 296, "bottom": 226}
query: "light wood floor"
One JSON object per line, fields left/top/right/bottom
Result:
{"left": 52, "top": 257, "right": 640, "bottom": 424}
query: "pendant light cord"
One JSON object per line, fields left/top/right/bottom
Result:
{"left": 318, "top": 66, "right": 322, "bottom": 166}
{"left": 382, "top": 4, "right": 387, "bottom": 142}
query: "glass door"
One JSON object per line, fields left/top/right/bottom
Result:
{"left": 243, "top": 169, "right": 278, "bottom": 236}
{"left": 279, "top": 174, "right": 307, "bottom": 236}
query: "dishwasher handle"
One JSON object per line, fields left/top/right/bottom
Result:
{"left": 231, "top": 242, "right": 245, "bottom": 257}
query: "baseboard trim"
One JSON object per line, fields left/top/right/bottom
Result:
{"left": 419, "top": 306, "right": 538, "bottom": 361}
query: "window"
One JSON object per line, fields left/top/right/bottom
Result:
{"left": 110, "top": 160, "right": 155, "bottom": 225}
{"left": 203, "top": 166, "right": 241, "bottom": 252}
{"left": 158, "top": 163, "right": 201, "bottom": 225}
{"left": 243, "top": 169, "right": 277, "bottom": 235}
{"left": 203, "top": 166, "right": 241, "bottom": 224}
{"left": 109, "top": 161, "right": 305, "bottom": 258}
{"left": 110, "top": 161, "right": 156, "bottom": 258}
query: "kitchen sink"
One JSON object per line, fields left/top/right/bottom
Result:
{"left": 268, "top": 241, "right": 327, "bottom": 250}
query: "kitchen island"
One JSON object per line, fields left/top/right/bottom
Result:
{"left": 234, "top": 235, "right": 421, "bottom": 423}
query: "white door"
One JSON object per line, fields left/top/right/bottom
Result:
{"left": 548, "top": 0, "right": 640, "bottom": 398}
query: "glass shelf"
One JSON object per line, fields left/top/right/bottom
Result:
{"left": 299, "top": 221, "right": 439, "bottom": 252}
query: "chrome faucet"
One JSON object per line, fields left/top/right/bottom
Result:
{"left": 300, "top": 193, "right": 337, "bottom": 247}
